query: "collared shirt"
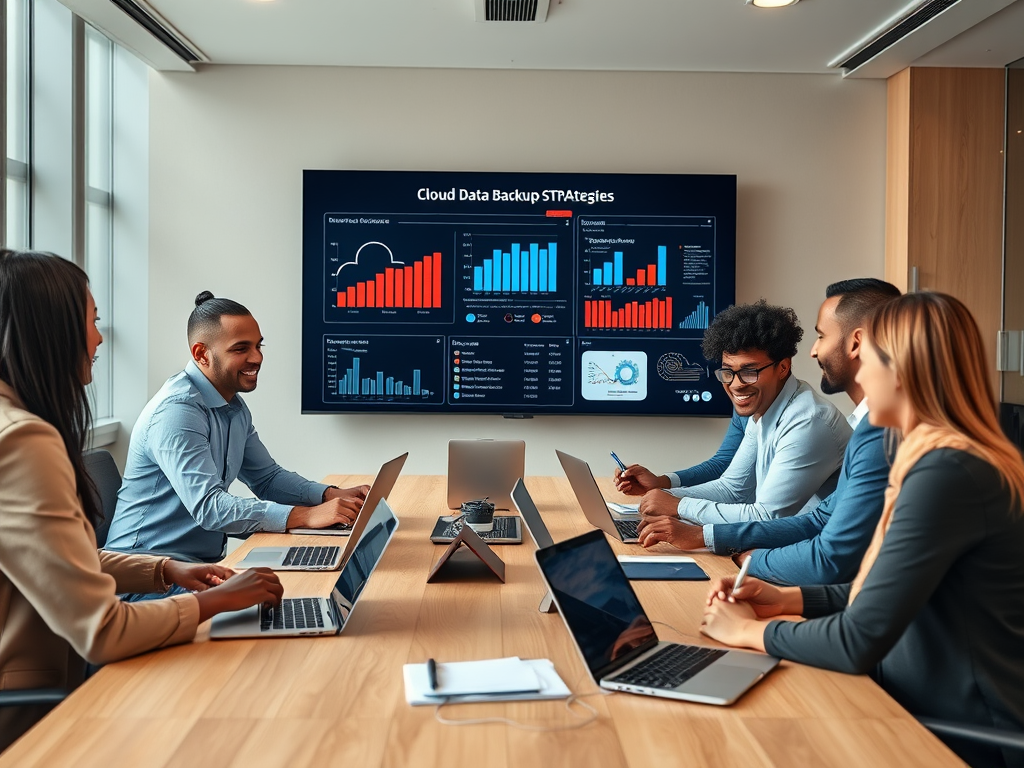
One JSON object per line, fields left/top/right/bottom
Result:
{"left": 700, "top": 398, "right": 869, "bottom": 551}
{"left": 847, "top": 398, "right": 869, "bottom": 430}
{"left": 105, "top": 361, "right": 329, "bottom": 562}
{"left": 667, "top": 375, "right": 850, "bottom": 527}
{"left": 704, "top": 408, "right": 889, "bottom": 584}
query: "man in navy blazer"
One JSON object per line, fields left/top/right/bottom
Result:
{"left": 638, "top": 278, "right": 901, "bottom": 586}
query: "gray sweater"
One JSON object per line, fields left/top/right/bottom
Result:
{"left": 764, "top": 449, "right": 1024, "bottom": 768}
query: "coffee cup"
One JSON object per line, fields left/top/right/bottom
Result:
{"left": 461, "top": 498, "right": 496, "bottom": 533}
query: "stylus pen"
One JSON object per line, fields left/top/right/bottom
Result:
{"left": 426, "top": 658, "right": 439, "bottom": 691}
{"left": 610, "top": 452, "right": 627, "bottom": 472}
{"left": 731, "top": 555, "right": 752, "bottom": 597}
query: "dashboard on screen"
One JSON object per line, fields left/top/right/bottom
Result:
{"left": 302, "top": 170, "right": 735, "bottom": 416}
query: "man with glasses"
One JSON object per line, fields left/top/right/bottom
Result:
{"left": 637, "top": 282, "right": 900, "bottom": 587}
{"left": 635, "top": 299, "right": 850, "bottom": 526}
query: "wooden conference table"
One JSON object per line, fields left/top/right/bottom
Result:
{"left": 2, "top": 476, "right": 965, "bottom": 768}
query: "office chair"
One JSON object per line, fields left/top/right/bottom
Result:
{"left": 0, "top": 690, "right": 68, "bottom": 708}
{"left": 918, "top": 717, "right": 1024, "bottom": 754}
{"left": 83, "top": 449, "right": 121, "bottom": 548}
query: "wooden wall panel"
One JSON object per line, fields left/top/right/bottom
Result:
{"left": 885, "top": 69, "right": 911, "bottom": 293}
{"left": 1002, "top": 68, "right": 1024, "bottom": 405}
{"left": 886, "top": 67, "right": 1006, "bottom": 396}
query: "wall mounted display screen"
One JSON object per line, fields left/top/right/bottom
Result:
{"left": 302, "top": 170, "right": 736, "bottom": 416}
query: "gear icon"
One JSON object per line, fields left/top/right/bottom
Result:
{"left": 614, "top": 360, "right": 640, "bottom": 386}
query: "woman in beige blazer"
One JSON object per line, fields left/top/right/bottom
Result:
{"left": 0, "top": 250, "right": 284, "bottom": 750}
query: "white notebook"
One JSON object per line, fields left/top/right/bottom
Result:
{"left": 403, "top": 657, "right": 571, "bottom": 706}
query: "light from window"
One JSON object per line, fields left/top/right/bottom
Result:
{"left": 85, "top": 25, "right": 114, "bottom": 419}
{"left": 5, "top": 0, "right": 31, "bottom": 249}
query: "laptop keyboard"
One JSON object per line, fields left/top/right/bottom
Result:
{"left": 282, "top": 546, "right": 340, "bottom": 567}
{"left": 440, "top": 516, "right": 519, "bottom": 540}
{"left": 260, "top": 598, "right": 325, "bottom": 631}
{"left": 607, "top": 644, "right": 726, "bottom": 690}
{"left": 615, "top": 519, "right": 640, "bottom": 539}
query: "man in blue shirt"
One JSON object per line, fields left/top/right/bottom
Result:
{"left": 638, "top": 279, "right": 901, "bottom": 587}
{"left": 636, "top": 300, "right": 851, "bottom": 524}
{"left": 106, "top": 292, "right": 368, "bottom": 564}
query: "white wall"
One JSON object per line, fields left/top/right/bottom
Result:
{"left": 146, "top": 66, "right": 886, "bottom": 479}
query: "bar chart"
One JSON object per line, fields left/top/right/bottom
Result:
{"left": 472, "top": 242, "right": 558, "bottom": 293}
{"left": 584, "top": 297, "right": 673, "bottom": 330}
{"left": 679, "top": 300, "right": 709, "bottom": 330}
{"left": 324, "top": 335, "right": 444, "bottom": 404}
{"left": 336, "top": 355, "right": 431, "bottom": 399}
{"left": 590, "top": 246, "right": 667, "bottom": 287}
{"left": 336, "top": 251, "right": 442, "bottom": 309}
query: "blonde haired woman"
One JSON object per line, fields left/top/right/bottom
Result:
{"left": 701, "top": 292, "right": 1024, "bottom": 768}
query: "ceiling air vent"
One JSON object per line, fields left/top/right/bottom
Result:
{"left": 833, "top": 0, "right": 962, "bottom": 72}
{"left": 475, "top": 0, "right": 551, "bottom": 22}
{"left": 109, "top": 0, "right": 202, "bottom": 63}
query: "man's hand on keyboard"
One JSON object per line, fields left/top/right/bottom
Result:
{"left": 637, "top": 515, "right": 704, "bottom": 551}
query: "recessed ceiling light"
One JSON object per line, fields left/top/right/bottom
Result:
{"left": 746, "top": 0, "right": 800, "bottom": 7}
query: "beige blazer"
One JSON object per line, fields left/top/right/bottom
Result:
{"left": 0, "top": 381, "right": 200, "bottom": 692}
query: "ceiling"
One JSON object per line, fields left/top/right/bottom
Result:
{"left": 67, "top": 0, "right": 1024, "bottom": 75}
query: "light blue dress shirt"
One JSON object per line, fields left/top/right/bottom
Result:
{"left": 105, "top": 361, "right": 330, "bottom": 562}
{"left": 668, "top": 375, "right": 850, "bottom": 526}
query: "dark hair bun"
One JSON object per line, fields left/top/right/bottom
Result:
{"left": 195, "top": 290, "right": 215, "bottom": 307}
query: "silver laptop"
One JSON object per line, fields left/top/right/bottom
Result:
{"left": 555, "top": 450, "right": 641, "bottom": 544}
{"left": 447, "top": 439, "right": 525, "bottom": 510}
{"left": 287, "top": 452, "right": 408, "bottom": 537}
{"left": 511, "top": 479, "right": 554, "bottom": 549}
{"left": 535, "top": 529, "right": 779, "bottom": 706}
{"left": 511, "top": 478, "right": 559, "bottom": 613}
{"left": 211, "top": 498, "right": 399, "bottom": 639}
{"left": 235, "top": 542, "right": 343, "bottom": 571}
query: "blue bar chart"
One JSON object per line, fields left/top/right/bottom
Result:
{"left": 325, "top": 335, "right": 443, "bottom": 404}
{"left": 591, "top": 246, "right": 667, "bottom": 287}
{"left": 680, "top": 301, "right": 709, "bottom": 330}
{"left": 336, "top": 355, "right": 430, "bottom": 398}
{"left": 473, "top": 242, "right": 558, "bottom": 293}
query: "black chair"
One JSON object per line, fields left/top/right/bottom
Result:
{"left": 83, "top": 449, "right": 122, "bottom": 548}
{"left": 0, "top": 690, "right": 69, "bottom": 708}
{"left": 918, "top": 717, "right": 1024, "bottom": 755}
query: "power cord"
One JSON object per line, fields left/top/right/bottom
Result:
{"left": 432, "top": 671, "right": 605, "bottom": 732}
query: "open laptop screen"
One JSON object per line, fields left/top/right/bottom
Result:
{"left": 330, "top": 498, "right": 399, "bottom": 630}
{"left": 535, "top": 530, "right": 658, "bottom": 681}
{"left": 512, "top": 479, "right": 554, "bottom": 549}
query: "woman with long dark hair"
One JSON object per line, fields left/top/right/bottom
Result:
{"left": 0, "top": 250, "right": 283, "bottom": 748}
{"left": 700, "top": 292, "right": 1024, "bottom": 767}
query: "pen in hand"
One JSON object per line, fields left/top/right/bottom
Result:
{"left": 610, "top": 451, "right": 627, "bottom": 472}
{"left": 730, "top": 555, "right": 752, "bottom": 600}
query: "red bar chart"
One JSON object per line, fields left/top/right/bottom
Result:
{"left": 337, "top": 252, "right": 442, "bottom": 308}
{"left": 584, "top": 297, "right": 673, "bottom": 329}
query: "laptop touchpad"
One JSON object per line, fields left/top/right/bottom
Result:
{"left": 238, "top": 549, "right": 287, "bottom": 566}
{"left": 681, "top": 665, "right": 762, "bottom": 698}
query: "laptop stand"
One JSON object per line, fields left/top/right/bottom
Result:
{"left": 427, "top": 523, "right": 506, "bottom": 583}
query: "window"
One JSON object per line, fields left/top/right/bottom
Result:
{"left": 4, "top": 0, "right": 31, "bottom": 248}
{"left": 2, "top": 0, "right": 144, "bottom": 440}
{"left": 86, "top": 26, "right": 114, "bottom": 419}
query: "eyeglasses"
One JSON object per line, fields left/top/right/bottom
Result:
{"left": 714, "top": 361, "right": 778, "bottom": 385}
